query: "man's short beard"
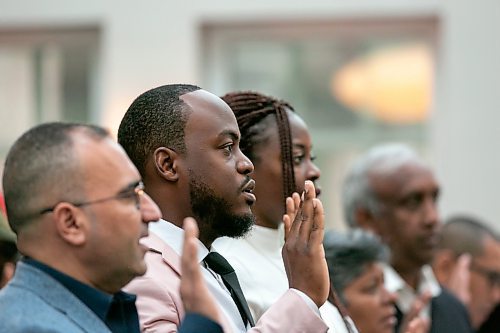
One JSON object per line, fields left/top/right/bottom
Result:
{"left": 188, "top": 172, "right": 254, "bottom": 239}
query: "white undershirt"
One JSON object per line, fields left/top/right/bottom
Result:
{"left": 214, "top": 224, "right": 351, "bottom": 333}
{"left": 383, "top": 264, "right": 441, "bottom": 320}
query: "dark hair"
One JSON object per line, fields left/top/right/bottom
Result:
{"left": 118, "top": 84, "right": 201, "bottom": 176}
{"left": 2, "top": 123, "right": 109, "bottom": 233}
{"left": 324, "top": 229, "right": 389, "bottom": 304}
{"left": 221, "top": 91, "right": 296, "bottom": 204}
{"left": 440, "top": 214, "right": 498, "bottom": 257}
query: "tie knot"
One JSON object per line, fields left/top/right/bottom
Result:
{"left": 204, "top": 252, "right": 235, "bottom": 275}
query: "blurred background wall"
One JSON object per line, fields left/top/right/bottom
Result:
{"left": 1, "top": 0, "right": 499, "bottom": 231}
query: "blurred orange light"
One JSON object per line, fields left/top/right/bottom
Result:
{"left": 332, "top": 43, "right": 433, "bottom": 124}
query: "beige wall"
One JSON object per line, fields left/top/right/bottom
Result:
{"left": 1, "top": 0, "right": 499, "bottom": 229}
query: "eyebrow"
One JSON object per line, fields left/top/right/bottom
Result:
{"left": 218, "top": 129, "right": 239, "bottom": 141}
{"left": 118, "top": 180, "right": 142, "bottom": 193}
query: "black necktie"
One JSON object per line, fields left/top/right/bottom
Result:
{"left": 204, "top": 252, "right": 255, "bottom": 327}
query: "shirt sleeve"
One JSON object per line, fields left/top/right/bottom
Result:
{"left": 290, "top": 288, "right": 322, "bottom": 315}
{"left": 178, "top": 313, "right": 223, "bottom": 333}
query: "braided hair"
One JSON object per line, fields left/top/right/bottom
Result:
{"left": 221, "top": 91, "right": 296, "bottom": 209}
{"left": 223, "top": 92, "right": 356, "bottom": 333}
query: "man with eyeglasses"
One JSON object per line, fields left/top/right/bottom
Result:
{"left": 0, "top": 123, "right": 225, "bottom": 333}
{"left": 433, "top": 215, "right": 500, "bottom": 330}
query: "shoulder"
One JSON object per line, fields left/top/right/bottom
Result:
{"left": 0, "top": 284, "right": 85, "bottom": 332}
{"left": 430, "top": 287, "right": 472, "bottom": 333}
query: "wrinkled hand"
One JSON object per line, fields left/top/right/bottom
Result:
{"left": 282, "top": 180, "right": 329, "bottom": 307}
{"left": 399, "top": 291, "right": 431, "bottom": 333}
{"left": 446, "top": 253, "right": 471, "bottom": 306}
{"left": 180, "top": 217, "right": 220, "bottom": 324}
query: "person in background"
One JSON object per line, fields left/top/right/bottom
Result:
{"left": 119, "top": 84, "right": 329, "bottom": 333}
{"left": 0, "top": 212, "right": 18, "bottom": 288}
{"left": 214, "top": 91, "right": 351, "bottom": 332}
{"left": 0, "top": 122, "right": 224, "bottom": 333}
{"left": 432, "top": 215, "right": 500, "bottom": 330}
{"left": 324, "top": 229, "right": 430, "bottom": 333}
{"left": 342, "top": 143, "right": 472, "bottom": 333}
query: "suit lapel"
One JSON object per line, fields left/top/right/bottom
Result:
{"left": 12, "top": 262, "right": 111, "bottom": 333}
{"left": 142, "top": 232, "right": 182, "bottom": 276}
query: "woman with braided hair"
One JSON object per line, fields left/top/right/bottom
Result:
{"left": 213, "top": 91, "right": 355, "bottom": 333}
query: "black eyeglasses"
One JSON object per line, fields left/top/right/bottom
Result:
{"left": 39, "top": 182, "right": 145, "bottom": 215}
{"left": 470, "top": 262, "right": 500, "bottom": 288}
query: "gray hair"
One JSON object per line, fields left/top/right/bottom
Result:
{"left": 3, "top": 123, "right": 109, "bottom": 233}
{"left": 342, "top": 143, "right": 424, "bottom": 228}
{"left": 440, "top": 215, "right": 498, "bottom": 257}
{"left": 324, "top": 228, "right": 389, "bottom": 304}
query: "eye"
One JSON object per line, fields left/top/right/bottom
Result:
{"left": 293, "top": 154, "right": 305, "bottom": 165}
{"left": 362, "top": 281, "right": 380, "bottom": 295}
{"left": 400, "top": 193, "right": 423, "bottom": 211}
{"left": 117, "top": 188, "right": 138, "bottom": 202}
{"left": 222, "top": 143, "right": 234, "bottom": 155}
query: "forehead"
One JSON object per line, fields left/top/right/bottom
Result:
{"left": 76, "top": 135, "right": 140, "bottom": 191}
{"left": 371, "top": 162, "right": 438, "bottom": 199}
{"left": 181, "top": 89, "right": 240, "bottom": 145}
{"left": 288, "top": 111, "right": 312, "bottom": 146}
{"left": 258, "top": 110, "right": 312, "bottom": 146}
{"left": 477, "top": 237, "right": 500, "bottom": 268}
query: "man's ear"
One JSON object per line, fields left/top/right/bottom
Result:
{"left": 432, "top": 249, "right": 456, "bottom": 285}
{"left": 154, "top": 147, "right": 179, "bottom": 182}
{"left": 0, "top": 261, "right": 16, "bottom": 288}
{"left": 52, "top": 203, "right": 87, "bottom": 246}
{"left": 355, "top": 207, "right": 378, "bottom": 233}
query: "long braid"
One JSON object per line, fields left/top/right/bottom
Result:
{"left": 222, "top": 92, "right": 296, "bottom": 210}
{"left": 223, "top": 91, "right": 355, "bottom": 333}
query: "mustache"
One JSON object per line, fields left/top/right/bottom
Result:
{"left": 238, "top": 176, "right": 253, "bottom": 192}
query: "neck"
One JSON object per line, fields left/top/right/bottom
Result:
{"left": 392, "top": 259, "right": 422, "bottom": 290}
{"left": 255, "top": 215, "right": 281, "bottom": 230}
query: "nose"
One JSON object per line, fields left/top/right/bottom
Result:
{"left": 422, "top": 196, "right": 439, "bottom": 228}
{"left": 306, "top": 159, "right": 321, "bottom": 182}
{"left": 237, "top": 150, "right": 254, "bottom": 175}
{"left": 382, "top": 287, "right": 398, "bottom": 305}
{"left": 140, "top": 192, "right": 161, "bottom": 224}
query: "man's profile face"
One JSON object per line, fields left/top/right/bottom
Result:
{"left": 468, "top": 237, "right": 500, "bottom": 329}
{"left": 180, "top": 90, "right": 256, "bottom": 239}
{"left": 189, "top": 171, "right": 254, "bottom": 238}
{"left": 370, "top": 163, "right": 441, "bottom": 268}
{"left": 79, "top": 136, "right": 160, "bottom": 291}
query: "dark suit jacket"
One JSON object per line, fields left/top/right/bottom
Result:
{"left": 395, "top": 287, "right": 473, "bottom": 333}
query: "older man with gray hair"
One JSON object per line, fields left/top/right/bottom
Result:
{"left": 342, "top": 143, "right": 472, "bottom": 333}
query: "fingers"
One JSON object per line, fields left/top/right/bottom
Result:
{"left": 181, "top": 217, "right": 200, "bottom": 278}
{"left": 298, "top": 181, "right": 315, "bottom": 243}
{"left": 308, "top": 198, "right": 325, "bottom": 245}
{"left": 283, "top": 197, "right": 295, "bottom": 241}
{"left": 285, "top": 192, "right": 302, "bottom": 240}
{"left": 180, "top": 217, "right": 221, "bottom": 324}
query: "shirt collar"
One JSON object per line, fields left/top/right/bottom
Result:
{"left": 23, "top": 257, "right": 115, "bottom": 322}
{"left": 149, "top": 218, "right": 209, "bottom": 263}
{"left": 383, "top": 264, "right": 441, "bottom": 315}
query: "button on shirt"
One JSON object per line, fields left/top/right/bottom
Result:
{"left": 24, "top": 258, "right": 140, "bottom": 333}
